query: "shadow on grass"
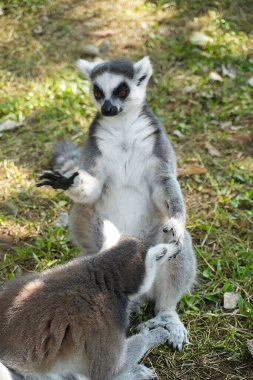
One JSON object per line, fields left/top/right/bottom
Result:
{"left": 175, "top": 0, "right": 253, "bottom": 33}
{"left": 153, "top": 0, "right": 253, "bottom": 34}
{"left": 0, "top": 188, "right": 78, "bottom": 283}
{"left": 2, "top": 0, "right": 252, "bottom": 78}
{"left": 0, "top": 0, "right": 99, "bottom": 77}
{"left": 0, "top": 103, "right": 89, "bottom": 171}
{"left": 0, "top": 0, "right": 151, "bottom": 78}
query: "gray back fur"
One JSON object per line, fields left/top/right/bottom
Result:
{"left": 141, "top": 104, "right": 177, "bottom": 173}
{"left": 0, "top": 235, "right": 147, "bottom": 380}
{"left": 80, "top": 115, "right": 101, "bottom": 174}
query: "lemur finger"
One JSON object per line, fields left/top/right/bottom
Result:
{"left": 156, "top": 247, "right": 167, "bottom": 261}
{"left": 38, "top": 171, "right": 62, "bottom": 181}
{"left": 69, "top": 171, "right": 79, "bottom": 180}
{"left": 162, "top": 226, "right": 173, "bottom": 233}
{"left": 174, "top": 238, "right": 183, "bottom": 255}
{"left": 147, "top": 327, "right": 170, "bottom": 346}
{"left": 37, "top": 171, "right": 79, "bottom": 190}
{"left": 36, "top": 180, "right": 55, "bottom": 187}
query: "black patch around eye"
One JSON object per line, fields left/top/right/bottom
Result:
{"left": 93, "top": 84, "right": 104, "bottom": 100}
{"left": 113, "top": 82, "right": 130, "bottom": 99}
{"left": 137, "top": 75, "right": 147, "bottom": 86}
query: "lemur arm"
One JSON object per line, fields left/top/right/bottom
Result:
{"left": 152, "top": 172, "right": 186, "bottom": 221}
{"left": 151, "top": 162, "right": 186, "bottom": 243}
{"left": 37, "top": 169, "right": 104, "bottom": 204}
{"left": 65, "top": 169, "right": 104, "bottom": 204}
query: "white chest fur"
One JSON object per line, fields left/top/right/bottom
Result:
{"left": 95, "top": 114, "right": 157, "bottom": 235}
{"left": 96, "top": 114, "right": 155, "bottom": 185}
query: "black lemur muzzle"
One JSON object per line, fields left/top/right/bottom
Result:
{"left": 101, "top": 100, "right": 119, "bottom": 116}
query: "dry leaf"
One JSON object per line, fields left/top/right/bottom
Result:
{"left": 248, "top": 77, "right": 253, "bottom": 87}
{"left": 247, "top": 340, "right": 253, "bottom": 357}
{"left": 140, "top": 21, "right": 148, "bottom": 30}
{"left": 99, "top": 41, "right": 110, "bottom": 54}
{"left": 42, "top": 15, "right": 50, "bottom": 23}
{"left": 228, "top": 131, "right": 253, "bottom": 142}
{"left": 173, "top": 130, "right": 184, "bottom": 138}
{"left": 92, "top": 30, "right": 116, "bottom": 38}
{"left": 33, "top": 25, "right": 43, "bottom": 35}
{"left": 229, "top": 125, "right": 242, "bottom": 132}
{"left": 190, "top": 32, "right": 212, "bottom": 46}
{"left": 178, "top": 164, "right": 208, "bottom": 178}
{"left": 183, "top": 84, "right": 197, "bottom": 93}
{"left": 220, "top": 121, "right": 232, "bottom": 129}
{"left": 209, "top": 71, "right": 223, "bottom": 82}
{"left": 221, "top": 64, "right": 236, "bottom": 79}
{"left": 205, "top": 142, "right": 221, "bottom": 157}
{"left": 80, "top": 44, "right": 100, "bottom": 57}
{"left": 54, "top": 212, "right": 69, "bottom": 227}
{"left": 0, "top": 119, "right": 24, "bottom": 132}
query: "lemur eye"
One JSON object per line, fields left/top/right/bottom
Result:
{"left": 113, "top": 83, "right": 129, "bottom": 99}
{"left": 118, "top": 88, "right": 127, "bottom": 98}
{"left": 93, "top": 85, "right": 104, "bottom": 100}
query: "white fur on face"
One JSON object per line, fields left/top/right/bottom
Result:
{"left": 93, "top": 73, "right": 125, "bottom": 100}
{"left": 77, "top": 57, "right": 153, "bottom": 116}
{"left": 133, "top": 57, "right": 153, "bottom": 83}
{"left": 76, "top": 59, "right": 97, "bottom": 78}
{"left": 91, "top": 72, "right": 148, "bottom": 115}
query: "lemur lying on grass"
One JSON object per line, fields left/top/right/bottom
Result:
{"left": 0, "top": 221, "right": 179, "bottom": 380}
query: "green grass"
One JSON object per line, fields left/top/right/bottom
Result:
{"left": 0, "top": 0, "right": 253, "bottom": 379}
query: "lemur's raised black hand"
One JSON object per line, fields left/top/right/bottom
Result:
{"left": 36, "top": 170, "right": 79, "bottom": 190}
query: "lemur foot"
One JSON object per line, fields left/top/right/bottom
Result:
{"left": 137, "top": 312, "right": 188, "bottom": 351}
{"left": 150, "top": 243, "right": 181, "bottom": 265}
{"left": 36, "top": 170, "right": 79, "bottom": 190}
{"left": 131, "top": 364, "right": 156, "bottom": 379}
{"left": 162, "top": 217, "right": 184, "bottom": 247}
{"left": 142, "top": 326, "right": 170, "bottom": 348}
{"left": 114, "top": 364, "right": 155, "bottom": 380}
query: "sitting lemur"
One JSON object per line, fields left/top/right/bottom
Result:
{"left": 0, "top": 221, "right": 179, "bottom": 380}
{"left": 37, "top": 56, "right": 197, "bottom": 351}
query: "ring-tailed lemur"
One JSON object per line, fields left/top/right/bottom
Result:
{"left": 37, "top": 57, "right": 197, "bottom": 351}
{"left": 0, "top": 221, "right": 178, "bottom": 380}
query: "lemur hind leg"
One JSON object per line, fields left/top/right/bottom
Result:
{"left": 138, "top": 230, "right": 196, "bottom": 351}
{"left": 113, "top": 328, "right": 169, "bottom": 380}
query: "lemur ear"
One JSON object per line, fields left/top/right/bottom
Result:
{"left": 76, "top": 59, "right": 97, "bottom": 78}
{"left": 133, "top": 56, "right": 153, "bottom": 86}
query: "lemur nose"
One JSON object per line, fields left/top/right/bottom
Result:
{"left": 101, "top": 100, "right": 118, "bottom": 116}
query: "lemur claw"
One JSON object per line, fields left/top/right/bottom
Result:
{"left": 36, "top": 170, "right": 79, "bottom": 190}
{"left": 155, "top": 247, "right": 168, "bottom": 261}
{"left": 137, "top": 313, "right": 189, "bottom": 352}
{"left": 162, "top": 218, "right": 184, "bottom": 249}
{"left": 162, "top": 226, "right": 173, "bottom": 234}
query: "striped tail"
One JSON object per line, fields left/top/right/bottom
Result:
{"left": 99, "top": 220, "right": 121, "bottom": 252}
{"left": 52, "top": 139, "right": 81, "bottom": 174}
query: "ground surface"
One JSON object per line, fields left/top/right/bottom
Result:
{"left": 0, "top": 1, "right": 252, "bottom": 379}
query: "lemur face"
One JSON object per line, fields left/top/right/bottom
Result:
{"left": 77, "top": 57, "right": 153, "bottom": 117}
{"left": 92, "top": 74, "right": 130, "bottom": 116}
